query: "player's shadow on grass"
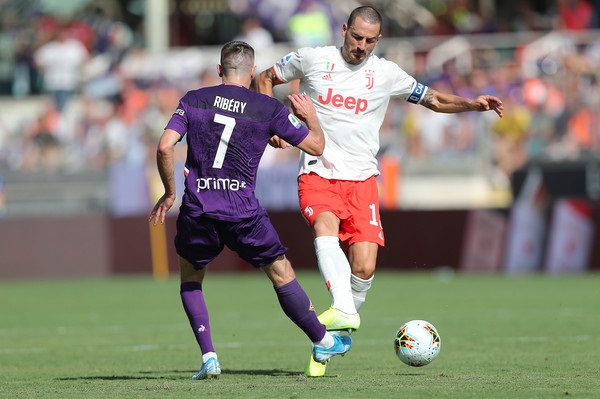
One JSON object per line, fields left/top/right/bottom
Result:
{"left": 202, "top": 369, "right": 343, "bottom": 378}
{"left": 56, "top": 376, "right": 164, "bottom": 381}
{"left": 223, "top": 369, "right": 303, "bottom": 377}
{"left": 55, "top": 369, "right": 304, "bottom": 381}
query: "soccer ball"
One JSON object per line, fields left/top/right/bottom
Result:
{"left": 394, "top": 319, "right": 441, "bottom": 367}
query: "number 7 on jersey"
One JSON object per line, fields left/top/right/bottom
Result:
{"left": 212, "top": 113, "right": 236, "bottom": 169}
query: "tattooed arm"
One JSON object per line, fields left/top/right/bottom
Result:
{"left": 420, "top": 88, "right": 504, "bottom": 117}
{"left": 255, "top": 67, "right": 285, "bottom": 97}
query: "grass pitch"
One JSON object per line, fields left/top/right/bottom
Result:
{"left": 1, "top": 271, "right": 599, "bottom": 398}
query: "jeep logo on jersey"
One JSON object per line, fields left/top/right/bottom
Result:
{"left": 318, "top": 88, "right": 368, "bottom": 114}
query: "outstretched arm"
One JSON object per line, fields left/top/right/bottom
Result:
{"left": 420, "top": 89, "right": 503, "bottom": 118}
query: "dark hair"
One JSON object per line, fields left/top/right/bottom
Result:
{"left": 347, "top": 6, "right": 382, "bottom": 34}
{"left": 220, "top": 40, "right": 255, "bottom": 76}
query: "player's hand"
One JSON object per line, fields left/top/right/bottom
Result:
{"left": 149, "top": 193, "right": 176, "bottom": 226}
{"left": 269, "top": 135, "right": 290, "bottom": 149}
{"left": 287, "top": 93, "right": 316, "bottom": 123}
{"left": 475, "top": 95, "right": 504, "bottom": 118}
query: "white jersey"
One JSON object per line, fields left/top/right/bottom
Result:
{"left": 34, "top": 38, "right": 89, "bottom": 91}
{"left": 272, "top": 46, "right": 428, "bottom": 181}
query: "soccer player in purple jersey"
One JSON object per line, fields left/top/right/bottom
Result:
{"left": 149, "top": 41, "right": 351, "bottom": 380}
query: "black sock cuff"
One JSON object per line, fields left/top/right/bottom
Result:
{"left": 180, "top": 281, "right": 202, "bottom": 293}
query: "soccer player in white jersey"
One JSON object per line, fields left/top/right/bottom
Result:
{"left": 256, "top": 6, "right": 503, "bottom": 377}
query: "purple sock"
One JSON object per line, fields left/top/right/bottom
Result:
{"left": 180, "top": 282, "right": 214, "bottom": 354}
{"left": 274, "top": 279, "right": 326, "bottom": 342}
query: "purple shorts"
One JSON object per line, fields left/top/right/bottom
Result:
{"left": 174, "top": 209, "right": 288, "bottom": 269}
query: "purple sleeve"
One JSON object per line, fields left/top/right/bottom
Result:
{"left": 164, "top": 101, "right": 188, "bottom": 136}
{"left": 270, "top": 106, "right": 309, "bottom": 146}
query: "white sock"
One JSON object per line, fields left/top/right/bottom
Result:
{"left": 314, "top": 331, "right": 335, "bottom": 348}
{"left": 351, "top": 273, "right": 373, "bottom": 311}
{"left": 202, "top": 352, "right": 217, "bottom": 363}
{"left": 314, "top": 236, "right": 356, "bottom": 314}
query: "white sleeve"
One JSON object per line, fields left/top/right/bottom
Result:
{"left": 387, "top": 62, "right": 428, "bottom": 104}
{"left": 272, "top": 48, "right": 308, "bottom": 83}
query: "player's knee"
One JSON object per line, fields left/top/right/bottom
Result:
{"left": 179, "top": 256, "right": 206, "bottom": 283}
{"left": 351, "top": 273, "right": 374, "bottom": 292}
{"left": 351, "top": 264, "right": 375, "bottom": 280}
{"left": 312, "top": 213, "right": 340, "bottom": 236}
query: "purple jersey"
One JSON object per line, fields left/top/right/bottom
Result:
{"left": 165, "top": 84, "right": 309, "bottom": 221}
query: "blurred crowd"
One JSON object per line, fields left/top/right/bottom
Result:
{"left": 0, "top": 0, "right": 600, "bottom": 189}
